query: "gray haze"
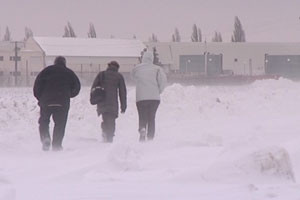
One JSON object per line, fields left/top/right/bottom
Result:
{"left": 0, "top": 0, "right": 300, "bottom": 42}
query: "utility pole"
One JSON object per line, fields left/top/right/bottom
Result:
{"left": 12, "top": 41, "right": 22, "bottom": 86}
{"left": 204, "top": 39, "right": 208, "bottom": 76}
{"left": 14, "top": 42, "right": 18, "bottom": 86}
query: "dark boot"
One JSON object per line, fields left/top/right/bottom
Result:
{"left": 106, "top": 136, "right": 113, "bottom": 143}
{"left": 52, "top": 145, "right": 63, "bottom": 151}
{"left": 139, "top": 128, "right": 146, "bottom": 142}
{"left": 42, "top": 138, "right": 51, "bottom": 151}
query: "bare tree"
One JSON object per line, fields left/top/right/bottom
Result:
{"left": 63, "top": 22, "right": 76, "bottom": 37}
{"left": 68, "top": 22, "right": 76, "bottom": 37}
{"left": 87, "top": 23, "right": 97, "bottom": 38}
{"left": 153, "top": 47, "right": 162, "bottom": 66}
{"left": 172, "top": 35, "right": 176, "bottom": 42}
{"left": 212, "top": 31, "right": 222, "bottom": 42}
{"left": 63, "top": 26, "right": 70, "bottom": 37}
{"left": 3, "top": 26, "right": 11, "bottom": 41}
{"left": 231, "top": 16, "right": 246, "bottom": 42}
{"left": 191, "top": 24, "right": 202, "bottom": 42}
{"left": 198, "top": 28, "right": 202, "bottom": 42}
{"left": 172, "top": 28, "right": 181, "bottom": 42}
{"left": 149, "top": 33, "right": 158, "bottom": 42}
{"left": 24, "top": 27, "right": 33, "bottom": 40}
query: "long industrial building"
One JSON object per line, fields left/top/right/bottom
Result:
{"left": 1, "top": 37, "right": 300, "bottom": 86}
{"left": 146, "top": 42, "right": 300, "bottom": 78}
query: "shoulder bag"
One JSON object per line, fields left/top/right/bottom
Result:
{"left": 90, "top": 72, "right": 105, "bottom": 105}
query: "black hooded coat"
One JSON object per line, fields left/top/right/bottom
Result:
{"left": 91, "top": 65, "right": 127, "bottom": 117}
{"left": 33, "top": 63, "right": 81, "bottom": 107}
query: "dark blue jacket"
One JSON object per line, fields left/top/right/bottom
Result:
{"left": 33, "top": 64, "right": 81, "bottom": 107}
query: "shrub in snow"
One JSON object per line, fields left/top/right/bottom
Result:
{"left": 202, "top": 146, "right": 295, "bottom": 184}
{"left": 252, "top": 147, "right": 295, "bottom": 181}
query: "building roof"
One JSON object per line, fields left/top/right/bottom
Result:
{"left": 33, "top": 37, "right": 146, "bottom": 57}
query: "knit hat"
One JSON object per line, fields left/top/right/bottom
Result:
{"left": 108, "top": 61, "right": 120, "bottom": 69}
{"left": 54, "top": 56, "right": 66, "bottom": 65}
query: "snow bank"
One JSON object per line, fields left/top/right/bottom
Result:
{"left": 1, "top": 78, "right": 300, "bottom": 199}
{"left": 201, "top": 146, "right": 295, "bottom": 184}
{"left": 251, "top": 147, "right": 295, "bottom": 181}
{"left": 0, "top": 176, "right": 15, "bottom": 200}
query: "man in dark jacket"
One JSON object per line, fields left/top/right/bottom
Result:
{"left": 91, "top": 61, "right": 127, "bottom": 143}
{"left": 33, "top": 56, "right": 81, "bottom": 151}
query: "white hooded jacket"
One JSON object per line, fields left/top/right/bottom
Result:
{"left": 131, "top": 51, "right": 167, "bottom": 102}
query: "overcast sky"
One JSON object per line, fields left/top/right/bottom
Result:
{"left": 0, "top": 0, "right": 300, "bottom": 42}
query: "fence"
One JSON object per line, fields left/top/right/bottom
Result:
{"left": 0, "top": 70, "right": 133, "bottom": 87}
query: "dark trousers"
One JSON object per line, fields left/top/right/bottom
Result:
{"left": 39, "top": 106, "right": 69, "bottom": 148}
{"left": 136, "top": 100, "right": 160, "bottom": 139}
{"left": 101, "top": 112, "right": 116, "bottom": 142}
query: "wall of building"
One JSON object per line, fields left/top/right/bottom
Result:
{"left": 0, "top": 42, "right": 26, "bottom": 86}
{"left": 45, "top": 56, "right": 139, "bottom": 85}
{"left": 15, "top": 38, "right": 142, "bottom": 86}
{"left": 146, "top": 42, "right": 300, "bottom": 76}
{"left": 4, "top": 39, "right": 300, "bottom": 86}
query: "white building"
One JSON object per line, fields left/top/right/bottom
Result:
{"left": 20, "top": 37, "right": 145, "bottom": 86}
{"left": 2, "top": 39, "right": 300, "bottom": 86}
{"left": 146, "top": 42, "right": 300, "bottom": 77}
{"left": 0, "top": 41, "right": 25, "bottom": 86}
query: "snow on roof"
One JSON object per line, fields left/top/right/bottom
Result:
{"left": 33, "top": 37, "right": 146, "bottom": 57}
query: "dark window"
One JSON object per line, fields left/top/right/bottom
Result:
{"left": 0, "top": 71, "right": 3, "bottom": 76}
{"left": 10, "top": 56, "right": 21, "bottom": 61}
{"left": 30, "top": 71, "right": 39, "bottom": 76}
{"left": 0, "top": 56, "right": 3, "bottom": 61}
{"left": 234, "top": 58, "right": 238, "bottom": 62}
{"left": 10, "top": 71, "right": 21, "bottom": 76}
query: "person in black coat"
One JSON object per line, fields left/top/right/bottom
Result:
{"left": 91, "top": 61, "right": 127, "bottom": 143}
{"left": 33, "top": 56, "right": 81, "bottom": 151}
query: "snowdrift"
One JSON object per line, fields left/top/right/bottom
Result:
{"left": 0, "top": 176, "right": 15, "bottom": 200}
{"left": 1, "top": 78, "right": 300, "bottom": 199}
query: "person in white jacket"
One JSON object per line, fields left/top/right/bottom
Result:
{"left": 131, "top": 51, "right": 167, "bottom": 142}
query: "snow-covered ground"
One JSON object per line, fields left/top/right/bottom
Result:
{"left": 1, "top": 79, "right": 300, "bottom": 200}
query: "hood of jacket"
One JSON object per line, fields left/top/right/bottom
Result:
{"left": 141, "top": 51, "right": 154, "bottom": 64}
{"left": 55, "top": 63, "right": 66, "bottom": 68}
{"left": 107, "top": 65, "right": 119, "bottom": 72}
